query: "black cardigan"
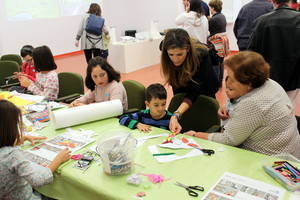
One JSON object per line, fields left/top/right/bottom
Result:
{"left": 172, "top": 48, "right": 219, "bottom": 103}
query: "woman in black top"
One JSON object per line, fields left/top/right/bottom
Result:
{"left": 161, "top": 28, "right": 219, "bottom": 133}
{"left": 208, "top": 0, "right": 227, "bottom": 36}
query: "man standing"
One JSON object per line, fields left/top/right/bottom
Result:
{"left": 234, "top": 0, "right": 273, "bottom": 51}
{"left": 248, "top": 0, "right": 300, "bottom": 106}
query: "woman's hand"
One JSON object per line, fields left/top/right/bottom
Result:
{"left": 218, "top": 106, "right": 229, "bottom": 120}
{"left": 137, "top": 123, "right": 152, "bottom": 132}
{"left": 184, "top": 131, "right": 209, "bottom": 140}
{"left": 169, "top": 116, "right": 182, "bottom": 134}
{"left": 21, "top": 135, "right": 47, "bottom": 146}
{"left": 69, "top": 100, "right": 85, "bottom": 107}
{"left": 75, "top": 41, "right": 79, "bottom": 47}
{"left": 19, "top": 76, "right": 31, "bottom": 88}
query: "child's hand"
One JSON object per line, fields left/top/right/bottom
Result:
{"left": 21, "top": 135, "right": 47, "bottom": 145}
{"left": 137, "top": 123, "right": 151, "bottom": 132}
{"left": 218, "top": 106, "right": 229, "bottom": 120}
{"left": 19, "top": 76, "right": 31, "bottom": 88}
{"left": 69, "top": 100, "right": 85, "bottom": 107}
{"left": 55, "top": 148, "right": 71, "bottom": 163}
{"left": 48, "top": 148, "right": 71, "bottom": 172}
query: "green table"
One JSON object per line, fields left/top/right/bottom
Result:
{"left": 33, "top": 118, "right": 293, "bottom": 200}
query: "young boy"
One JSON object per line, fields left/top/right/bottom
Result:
{"left": 119, "top": 83, "right": 173, "bottom": 132}
{"left": 18, "top": 45, "right": 36, "bottom": 82}
{"left": 10, "top": 45, "right": 36, "bottom": 93}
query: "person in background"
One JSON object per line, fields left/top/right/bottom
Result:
{"left": 185, "top": 51, "right": 300, "bottom": 159}
{"left": 10, "top": 45, "right": 36, "bottom": 93}
{"left": 248, "top": 0, "right": 300, "bottom": 107}
{"left": 160, "top": 28, "right": 219, "bottom": 133}
{"left": 290, "top": 0, "right": 300, "bottom": 10}
{"left": 70, "top": 56, "right": 128, "bottom": 111}
{"left": 119, "top": 83, "right": 173, "bottom": 132}
{"left": 16, "top": 45, "right": 36, "bottom": 82}
{"left": 176, "top": 0, "right": 210, "bottom": 44}
{"left": 0, "top": 99, "right": 71, "bottom": 200}
{"left": 19, "top": 45, "right": 59, "bottom": 101}
{"left": 182, "top": 0, "right": 210, "bottom": 17}
{"left": 75, "top": 3, "right": 109, "bottom": 63}
{"left": 234, "top": 0, "right": 273, "bottom": 51}
{"left": 208, "top": 0, "right": 226, "bottom": 36}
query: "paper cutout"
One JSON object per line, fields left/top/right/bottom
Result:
{"left": 141, "top": 173, "right": 168, "bottom": 184}
{"left": 148, "top": 145, "right": 203, "bottom": 163}
{"left": 137, "top": 133, "right": 168, "bottom": 147}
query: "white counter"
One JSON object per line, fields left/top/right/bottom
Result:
{"left": 108, "top": 38, "right": 163, "bottom": 73}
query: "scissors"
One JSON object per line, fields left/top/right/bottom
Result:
{"left": 174, "top": 182, "right": 204, "bottom": 197}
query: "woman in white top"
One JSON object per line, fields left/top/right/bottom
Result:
{"left": 185, "top": 51, "right": 300, "bottom": 159}
{"left": 175, "top": 0, "right": 209, "bottom": 44}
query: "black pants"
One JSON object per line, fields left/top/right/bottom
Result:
{"left": 83, "top": 49, "right": 109, "bottom": 63}
{"left": 83, "top": 48, "right": 101, "bottom": 63}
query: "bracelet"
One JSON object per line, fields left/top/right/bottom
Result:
{"left": 173, "top": 111, "right": 182, "bottom": 120}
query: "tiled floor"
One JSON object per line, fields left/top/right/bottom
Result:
{"left": 54, "top": 52, "right": 299, "bottom": 116}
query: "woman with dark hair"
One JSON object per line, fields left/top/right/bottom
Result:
{"left": 19, "top": 45, "right": 59, "bottom": 100}
{"left": 176, "top": 0, "right": 209, "bottom": 44}
{"left": 75, "top": 3, "right": 109, "bottom": 63}
{"left": 70, "top": 56, "right": 128, "bottom": 110}
{"left": 161, "top": 28, "right": 219, "bottom": 133}
{"left": 185, "top": 51, "right": 300, "bottom": 158}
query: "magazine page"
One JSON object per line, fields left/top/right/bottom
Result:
{"left": 202, "top": 172, "right": 285, "bottom": 200}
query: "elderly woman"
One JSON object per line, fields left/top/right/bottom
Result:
{"left": 185, "top": 51, "right": 300, "bottom": 158}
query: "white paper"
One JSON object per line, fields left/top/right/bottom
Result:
{"left": 158, "top": 138, "right": 201, "bottom": 149}
{"left": 10, "top": 91, "right": 44, "bottom": 102}
{"left": 201, "top": 172, "right": 285, "bottom": 200}
{"left": 148, "top": 145, "right": 203, "bottom": 163}
{"left": 136, "top": 133, "right": 168, "bottom": 147}
{"left": 50, "top": 100, "right": 123, "bottom": 129}
{"left": 109, "top": 27, "right": 117, "bottom": 43}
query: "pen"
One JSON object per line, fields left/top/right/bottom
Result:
{"left": 153, "top": 153, "right": 175, "bottom": 156}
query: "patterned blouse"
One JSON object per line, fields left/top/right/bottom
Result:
{"left": 28, "top": 70, "right": 59, "bottom": 101}
{"left": 0, "top": 146, "right": 53, "bottom": 200}
{"left": 209, "top": 79, "right": 300, "bottom": 158}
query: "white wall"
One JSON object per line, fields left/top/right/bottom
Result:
{"left": 0, "top": 0, "right": 253, "bottom": 55}
{"left": 0, "top": 0, "right": 181, "bottom": 56}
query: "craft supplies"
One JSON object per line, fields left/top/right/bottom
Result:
{"left": 263, "top": 160, "right": 300, "bottom": 191}
{"left": 136, "top": 192, "right": 146, "bottom": 197}
{"left": 97, "top": 132, "right": 137, "bottom": 175}
{"left": 127, "top": 174, "right": 142, "bottom": 185}
{"left": 140, "top": 173, "right": 168, "bottom": 184}
{"left": 174, "top": 182, "right": 204, "bottom": 197}
{"left": 152, "top": 153, "right": 175, "bottom": 156}
{"left": 50, "top": 100, "right": 123, "bottom": 129}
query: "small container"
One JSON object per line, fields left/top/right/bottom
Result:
{"left": 96, "top": 132, "right": 136, "bottom": 176}
{"left": 262, "top": 153, "right": 300, "bottom": 192}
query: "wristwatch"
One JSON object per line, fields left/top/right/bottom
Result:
{"left": 173, "top": 111, "right": 182, "bottom": 120}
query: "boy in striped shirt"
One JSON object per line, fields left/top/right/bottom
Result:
{"left": 119, "top": 83, "right": 173, "bottom": 132}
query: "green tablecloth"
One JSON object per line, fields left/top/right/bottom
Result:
{"left": 32, "top": 118, "right": 293, "bottom": 200}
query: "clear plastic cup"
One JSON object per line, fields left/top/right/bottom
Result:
{"left": 96, "top": 132, "right": 136, "bottom": 176}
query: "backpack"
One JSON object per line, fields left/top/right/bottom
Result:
{"left": 85, "top": 14, "right": 104, "bottom": 36}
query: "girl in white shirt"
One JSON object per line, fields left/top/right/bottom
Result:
{"left": 175, "top": 0, "right": 210, "bottom": 44}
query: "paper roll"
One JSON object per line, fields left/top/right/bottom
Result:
{"left": 50, "top": 100, "right": 123, "bottom": 129}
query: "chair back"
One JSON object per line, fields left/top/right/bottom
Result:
{"left": 168, "top": 93, "right": 220, "bottom": 132}
{"left": 57, "top": 72, "right": 84, "bottom": 102}
{"left": 122, "top": 80, "right": 146, "bottom": 113}
{"left": 0, "top": 61, "right": 20, "bottom": 86}
{"left": 0, "top": 54, "right": 22, "bottom": 67}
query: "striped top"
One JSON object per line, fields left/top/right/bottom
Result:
{"left": 119, "top": 109, "right": 173, "bottom": 130}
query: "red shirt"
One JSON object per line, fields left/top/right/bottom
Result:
{"left": 21, "top": 61, "right": 36, "bottom": 82}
